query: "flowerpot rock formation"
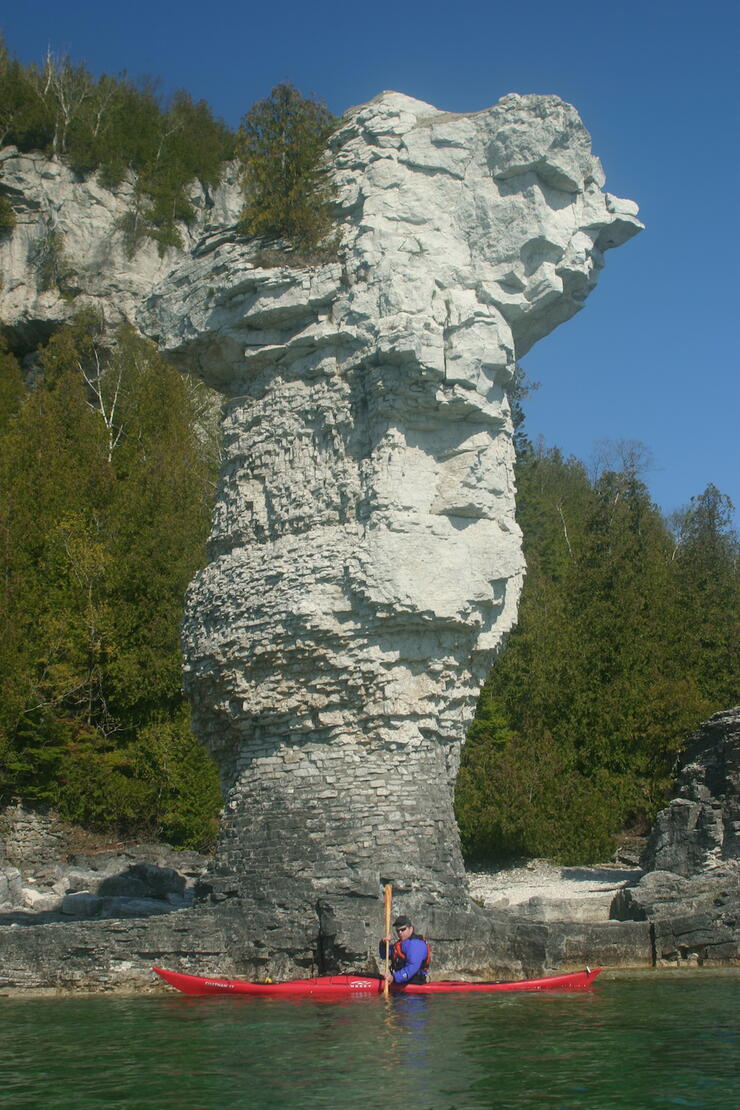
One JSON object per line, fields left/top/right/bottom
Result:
{"left": 140, "top": 91, "right": 642, "bottom": 969}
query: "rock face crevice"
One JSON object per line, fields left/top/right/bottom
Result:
{"left": 138, "top": 91, "right": 642, "bottom": 969}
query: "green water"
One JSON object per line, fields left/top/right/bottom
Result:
{"left": 2, "top": 976, "right": 737, "bottom": 1109}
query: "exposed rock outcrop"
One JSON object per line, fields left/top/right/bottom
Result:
{"left": 0, "top": 146, "right": 242, "bottom": 353}
{"left": 642, "top": 707, "right": 740, "bottom": 875}
{"left": 0, "top": 803, "right": 69, "bottom": 866}
{"left": 611, "top": 868, "right": 739, "bottom": 965}
{"left": 609, "top": 708, "right": 740, "bottom": 965}
{"left": 0, "top": 805, "right": 207, "bottom": 922}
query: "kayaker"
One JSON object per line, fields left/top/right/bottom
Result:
{"left": 380, "top": 915, "right": 430, "bottom": 986}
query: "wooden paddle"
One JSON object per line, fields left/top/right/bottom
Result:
{"left": 383, "top": 883, "right": 392, "bottom": 998}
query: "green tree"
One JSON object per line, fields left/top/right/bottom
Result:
{"left": 0, "top": 38, "right": 235, "bottom": 256}
{"left": 455, "top": 441, "right": 731, "bottom": 864}
{"left": 457, "top": 725, "right": 619, "bottom": 864}
{"left": 0, "top": 35, "right": 51, "bottom": 149}
{"left": 562, "top": 459, "right": 698, "bottom": 793}
{"left": 34, "top": 50, "right": 95, "bottom": 158}
{"left": 0, "top": 343, "right": 111, "bottom": 763}
{"left": 102, "top": 327, "right": 218, "bottom": 725}
{"left": 237, "top": 84, "right": 337, "bottom": 252}
{"left": 669, "top": 485, "right": 739, "bottom": 708}
{"left": 0, "top": 318, "right": 222, "bottom": 846}
{"left": 0, "top": 337, "right": 24, "bottom": 430}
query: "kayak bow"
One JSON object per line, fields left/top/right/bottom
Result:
{"left": 153, "top": 966, "right": 601, "bottom": 997}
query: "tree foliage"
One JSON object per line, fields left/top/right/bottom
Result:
{"left": 456, "top": 440, "right": 739, "bottom": 865}
{"left": 0, "top": 317, "right": 222, "bottom": 846}
{"left": 1, "top": 38, "right": 343, "bottom": 261}
{"left": 0, "top": 36, "right": 235, "bottom": 253}
{"left": 237, "top": 84, "right": 337, "bottom": 253}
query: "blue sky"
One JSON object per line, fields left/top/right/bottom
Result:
{"left": 3, "top": 0, "right": 738, "bottom": 521}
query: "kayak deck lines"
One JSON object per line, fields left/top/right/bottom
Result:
{"left": 153, "top": 966, "right": 602, "bottom": 997}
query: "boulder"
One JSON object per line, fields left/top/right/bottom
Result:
{"left": 0, "top": 807, "right": 208, "bottom": 923}
{"left": 61, "top": 892, "right": 181, "bottom": 920}
{"left": 97, "top": 863, "right": 186, "bottom": 901}
{"left": 21, "top": 887, "right": 60, "bottom": 913}
{"left": 0, "top": 866, "right": 22, "bottom": 908}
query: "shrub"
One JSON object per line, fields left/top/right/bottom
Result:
{"left": 0, "top": 195, "right": 16, "bottom": 234}
{"left": 29, "top": 227, "right": 76, "bottom": 292}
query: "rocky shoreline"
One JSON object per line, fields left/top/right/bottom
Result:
{"left": 0, "top": 806, "right": 208, "bottom": 926}
{"left": 0, "top": 841, "right": 736, "bottom": 995}
{"left": 1, "top": 708, "right": 737, "bottom": 992}
{"left": 0, "top": 855, "right": 735, "bottom": 993}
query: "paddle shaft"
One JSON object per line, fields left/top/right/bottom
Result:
{"left": 383, "top": 883, "right": 392, "bottom": 997}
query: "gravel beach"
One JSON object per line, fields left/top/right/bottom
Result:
{"left": 467, "top": 859, "right": 644, "bottom": 911}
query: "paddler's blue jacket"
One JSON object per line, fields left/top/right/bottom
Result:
{"left": 379, "top": 934, "right": 430, "bottom": 984}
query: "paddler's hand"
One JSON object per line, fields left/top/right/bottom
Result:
{"left": 382, "top": 972, "right": 393, "bottom": 984}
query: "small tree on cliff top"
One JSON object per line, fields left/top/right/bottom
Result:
{"left": 237, "top": 84, "right": 337, "bottom": 252}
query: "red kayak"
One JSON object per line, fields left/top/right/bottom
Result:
{"left": 153, "top": 966, "right": 601, "bottom": 997}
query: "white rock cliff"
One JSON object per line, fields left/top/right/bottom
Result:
{"left": 0, "top": 145, "right": 242, "bottom": 349}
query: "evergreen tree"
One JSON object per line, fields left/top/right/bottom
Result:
{"left": 0, "top": 337, "right": 24, "bottom": 430}
{"left": 237, "top": 84, "right": 337, "bottom": 252}
{"left": 455, "top": 441, "right": 736, "bottom": 864}
{"left": 0, "top": 319, "right": 221, "bottom": 846}
{"left": 670, "top": 485, "right": 739, "bottom": 708}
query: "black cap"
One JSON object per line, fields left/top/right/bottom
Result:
{"left": 393, "top": 915, "right": 411, "bottom": 928}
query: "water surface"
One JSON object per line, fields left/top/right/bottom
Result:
{"left": 2, "top": 975, "right": 737, "bottom": 1108}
